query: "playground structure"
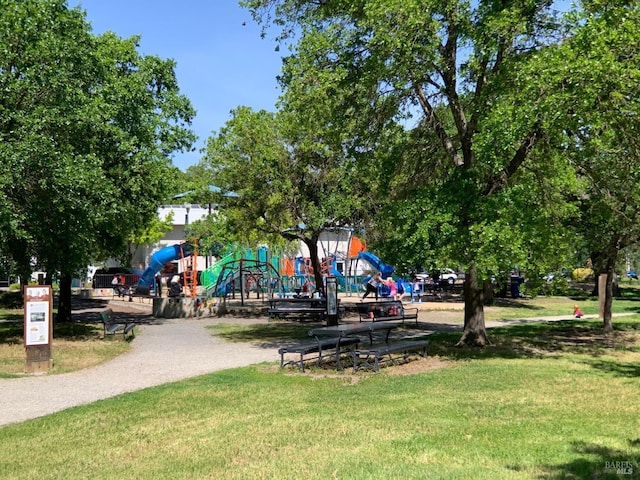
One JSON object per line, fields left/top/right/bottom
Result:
{"left": 200, "top": 245, "right": 281, "bottom": 306}
{"left": 135, "top": 241, "right": 197, "bottom": 297}
{"left": 196, "top": 229, "right": 398, "bottom": 304}
{"left": 113, "top": 229, "right": 401, "bottom": 317}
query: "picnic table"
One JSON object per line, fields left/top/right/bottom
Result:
{"left": 268, "top": 297, "right": 338, "bottom": 321}
{"left": 356, "top": 300, "right": 418, "bottom": 324}
{"left": 308, "top": 321, "right": 399, "bottom": 370}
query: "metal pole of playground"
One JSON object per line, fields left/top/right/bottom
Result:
{"left": 240, "top": 259, "right": 245, "bottom": 307}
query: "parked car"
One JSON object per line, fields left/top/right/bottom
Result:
{"left": 415, "top": 268, "right": 458, "bottom": 285}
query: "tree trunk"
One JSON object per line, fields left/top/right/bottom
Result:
{"left": 457, "top": 264, "right": 490, "bottom": 347}
{"left": 304, "top": 237, "right": 325, "bottom": 296}
{"left": 594, "top": 250, "right": 618, "bottom": 333}
{"left": 603, "top": 266, "right": 614, "bottom": 334}
{"left": 57, "top": 273, "right": 73, "bottom": 323}
{"left": 483, "top": 279, "right": 494, "bottom": 306}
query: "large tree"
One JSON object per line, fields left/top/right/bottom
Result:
{"left": 245, "top": 0, "right": 586, "bottom": 345}
{"left": 201, "top": 106, "right": 367, "bottom": 308}
{"left": 0, "top": 0, "right": 195, "bottom": 320}
{"left": 557, "top": 2, "right": 640, "bottom": 332}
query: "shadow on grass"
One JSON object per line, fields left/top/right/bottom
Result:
{"left": 0, "top": 320, "right": 107, "bottom": 344}
{"left": 424, "top": 319, "right": 640, "bottom": 379}
{"left": 1, "top": 296, "right": 154, "bottom": 344}
{"left": 209, "top": 322, "right": 322, "bottom": 349}
{"left": 209, "top": 316, "right": 639, "bottom": 377}
{"left": 586, "top": 359, "right": 640, "bottom": 378}
{"left": 489, "top": 298, "right": 548, "bottom": 310}
{"left": 537, "top": 440, "right": 640, "bottom": 479}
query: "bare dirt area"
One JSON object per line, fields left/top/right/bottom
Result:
{"left": 385, "top": 355, "right": 450, "bottom": 375}
{"left": 291, "top": 356, "right": 451, "bottom": 381}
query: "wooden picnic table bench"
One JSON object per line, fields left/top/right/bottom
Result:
{"left": 356, "top": 300, "right": 418, "bottom": 324}
{"left": 100, "top": 308, "right": 135, "bottom": 339}
{"left": 278, "top": 336, "right": 360, "bottom": 372}
{"left": 352, "top": 340, "right": 429, "bottom": 372}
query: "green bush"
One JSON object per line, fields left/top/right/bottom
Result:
{"left": 0, "top": 291, "right": 22, "bottom": 308}
{"left": 527, "top": 276, "right": 570, "bottom": 297}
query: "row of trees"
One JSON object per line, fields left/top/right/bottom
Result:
{"left": 4, "top": 1, "right": 640, "bottom": 343}
{"left": 191, "top": 0, "right": 640, "bottom": 343}
{"left": 0, "top": 1, "right": 195, "bottom": 321}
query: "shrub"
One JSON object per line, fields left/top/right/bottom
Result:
{"left": 572, "top": 268, "right": 594, "bottom": 282}
{"left": 0, "top": 291, "right": 22, "bottom": 308}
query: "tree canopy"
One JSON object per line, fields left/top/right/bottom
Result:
{"left": 242, "top": 0, "right": 580, "bottom": 344}
{"left": 201, "top": 106, "right": 368, "bottom": 298}
{"left": 0, "top": 0, "right": 195, "bottom": 320}
{"left": 239, "top": 0, "right": 640, "bottom": 344}
{"left": 556, "top": 3, "right": 640, "bottom": 331}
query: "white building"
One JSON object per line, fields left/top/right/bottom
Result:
{"left": 131, "top": 204, "right": 212, "bottom": 274}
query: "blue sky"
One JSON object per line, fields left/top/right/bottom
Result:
{"left": 71, "top": 1, "right": 574, "bottom": 172}
{"left": 72, "top": 1, "right": 284, "bottom": 171}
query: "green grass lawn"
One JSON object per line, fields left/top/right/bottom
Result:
{"left": 482, "top": 294, "right": 640, "bottom": 322}
{"left": 1, "top": 314, "right": 639, "bottom": 479}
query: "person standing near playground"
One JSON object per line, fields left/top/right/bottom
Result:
{"left": 412, "top": 278, "right": 422, "bottom": 303}
{"left": 362, "top": 272, "right": 382, "bottom": 300}
{"left": 169, "top": 275, "right": 182, "bottom": 298}
{"left": 396, "top": 278, "right": 405, "bottom": 301}
{"left": 155, "top": 273, "right": 162, "bottom": 297}
{"left": 301, "top": 278, "right": 312, "bottom": 296}
{"left": 111, "top": 275, "right": 120, "bottom": 297}
{"left": 385, "top": 277, "right": 398, "bottom": 299}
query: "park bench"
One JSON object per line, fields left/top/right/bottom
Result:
{"left": 100, "top": 308, "right": 135, "bottom": 339}
{"left": 268, "top": 297, "right": 337, "bottom": 321}
{"left": 112, "top": 284, "right": 130, "bottom": 300}
{"left": 111, "top": 284, "right": 151, "bottom": 303}
{"left": 357, "top": 300, "right": 418, "bottom": 324}
{"left": 278, "top": 336, "right": 360, "bottom": 372}
{"left": 127, "top": 291, "right": 153, "bottom": 304}
{"left": 352, "top": 340, "right": 429, "bottom": 372}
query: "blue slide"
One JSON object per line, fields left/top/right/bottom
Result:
{"left": 135, "top": 242, "right": 195, "bottom": 293}
{"left": 357, "top": 251, "right": 395, "bottom": 278}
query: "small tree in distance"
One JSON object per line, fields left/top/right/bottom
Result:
{"left": 201, "top": 106, "right": 367, "bottom": 307}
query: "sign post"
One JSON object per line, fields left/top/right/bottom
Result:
{"left": 24, "top": 285, "right": 53, "bottom": 373}
{"left": 326, "top": 276, "right": 338, "bottom": 326}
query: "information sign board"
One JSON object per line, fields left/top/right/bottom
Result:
{"left": 24, "top": 285, "right": 53, "bottom": 373}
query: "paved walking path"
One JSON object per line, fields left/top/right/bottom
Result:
{"left": 0, "top": 301, "right": 277, "bottom": 427}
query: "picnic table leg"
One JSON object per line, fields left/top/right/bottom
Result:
{"left": 313, "top": 336, "right": 343, "bottom": 370}
{"left": 384, "top": 328, "right": 392, "bottom": 344}
{"left": 299, "top": 352, "right": 306, "bottom": 372}
{"left": 333, "top": 337, "right": 344, "bottom": 371}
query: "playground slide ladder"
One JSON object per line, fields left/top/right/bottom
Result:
{"left": 181, "top": 242, "right": 198, "bottom": 297}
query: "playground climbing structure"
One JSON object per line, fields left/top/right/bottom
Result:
{"left": 180, "top": 240, "right": 198, "bottom": 297}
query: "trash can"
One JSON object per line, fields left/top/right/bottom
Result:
{"left": 510, "top": 275, "right": 523, "bottom": 298}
